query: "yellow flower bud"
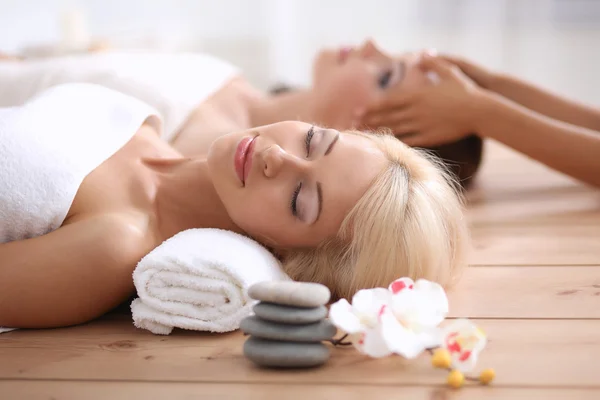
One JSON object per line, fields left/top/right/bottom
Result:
{"left": 431, "top": 348, "right": 452, "bottom": 369}
{"left": 480, "top": 368, "right": 495, "bottom": 385}
{"left": 447, "top": 370, "right": 465, "bottom": 388}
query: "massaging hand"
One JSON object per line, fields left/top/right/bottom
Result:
{"left": 437, "top": 54, "right": 496, "bottom": 89}
{"left": 362, "top": 54, "right": 486, "bottom": 148}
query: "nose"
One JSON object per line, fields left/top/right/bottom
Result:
{"left": 359, "top": 39, "right": 378, "bottom": 58}
{"left": 262, "top": 145, "right": 307, "bottom": 179}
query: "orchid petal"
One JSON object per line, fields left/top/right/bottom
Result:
{"left": 329, "top": 299, "right": 363, "bottom": 334}
{"left": 379, "top": 308, "right": 428, "bottom": 359}
{"left": 414, "top": 279, "right": 449, "bottom": 316}
{"left": 389, "top": 277, "right": 415, "bottom": 294}
{"left": 390, "top": 279, "right": 448, "bottom": 330}
{"left": 415, "top": 328, "right": 444, "bottom": 350}
{"left": 357, "top": 326, "right": 393, "bottom": 358}
{"left": 348, "top": 288, "right": 392, "bottom": 329}
{"left": 352, "top": 288, "right": 392, "bottom": 315}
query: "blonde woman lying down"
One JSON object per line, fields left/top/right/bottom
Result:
{"left": 0, "top": 40, "right": 470, "bottom": 330}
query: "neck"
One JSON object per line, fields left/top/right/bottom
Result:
{"left": 148, "top": 157, "right": 244, "bottom": 242}
{"left": 246, "top": 87, "right": 317, "bottom": 128}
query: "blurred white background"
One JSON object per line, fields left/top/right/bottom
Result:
{"left": 1, "top": 0, "right": 599, "bottom": 104}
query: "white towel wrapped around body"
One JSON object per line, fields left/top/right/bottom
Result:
{"left": 130, "top": 228, "right": 290, "bottom": 335}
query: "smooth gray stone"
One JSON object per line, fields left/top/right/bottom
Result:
{"left": 243, "top": 337, "right": 330, "bottom": 368}
{"left": 240, "top": 316, "right": 336, "bottom": 342}
{"left": 253, "top": 302, "right": 328, "bottom": 324}
{"left": 248, "top": 281, "right": 331, "bottom": 307}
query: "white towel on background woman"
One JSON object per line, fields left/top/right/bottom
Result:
{"left": 0, "top": 50, "right": 239, "bottom": 141}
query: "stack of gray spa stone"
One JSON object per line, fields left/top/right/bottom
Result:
{"left": 241, "top": 281, "right": 336, "bottom": 368}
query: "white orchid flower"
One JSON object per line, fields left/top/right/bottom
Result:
{"left": 328, "top": 287, "right": 393, "bottom": 358}
{"left": 389, "top": 277, "right": 449, "bottom": 328}
{"left": 329, "top": 277, "right": 450, "bottom": 359}
{"left": 378, "top": 277, "right": 449, "bottom": 358}
{"left": 440, "top": 318, "right": 487, "bottom": 372}
{"left": 328, "top": 277, "right": 493, "bottom": 387}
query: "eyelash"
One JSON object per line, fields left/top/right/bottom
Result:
{"left": 291, "top": 126, "right": 315, "bottom": 217}
{"left": 291, "top": 182, "right": 302, "bottom": 217}
{"left": 378, "top": 70, "right": 393, "bottom": 88}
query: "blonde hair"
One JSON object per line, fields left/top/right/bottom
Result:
{"left": 281, "top": 130, "right": 470, "bottom": 301}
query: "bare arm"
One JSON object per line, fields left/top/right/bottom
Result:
{"left": 363, "top": 54, "right": 600, "bottom": 187}
{"left": 475, "top": 90, "right": 600, "bottom": 187}
{"left": 0, "top": 215, "right": 148, "bottom": 329}
{"left": 487, "top": 74, "right": 600, "bottom": 132}
{"left": 443, "top": 55, "right": 600, "bottom": 131}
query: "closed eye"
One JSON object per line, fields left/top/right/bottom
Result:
{"left": 378, "top": 61, "right": 405, "bottom": 89}
{"left": 378, "top": 70, "right": 393, "bottom": 88}
{"left": 291, "top": 127, "right": 337, "bottom": 222}
{"left": 291, "top": 126, "right": 316, "bottom": 218}
{"left": 291, "top": 125, "right": 315, "bottom": 218}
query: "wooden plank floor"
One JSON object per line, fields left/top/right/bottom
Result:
{"left": 2, "top": 140, "right": 600, "bottom": 400}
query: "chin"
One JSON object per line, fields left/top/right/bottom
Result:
{"left": 312, "top": 50, "right": 337, "bottom": 79}
{"left": 207, "top": 131, "right": 236, "bottom": 162}
{"left": 205, "top": 140, "right": 220, "bottom": 174}
{"left": 206, "top": 139, "right": 232, "bottom": 188}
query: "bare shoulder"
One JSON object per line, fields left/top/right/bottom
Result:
{"left": 66, "top": 213, "right": 155, "bottom": 266}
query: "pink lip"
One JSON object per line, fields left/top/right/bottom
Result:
{"left": 338, "top": 46, "right": 352, "bottom": 63}
{"left": 234, "top": 136, "right": 256, "bottom": 186}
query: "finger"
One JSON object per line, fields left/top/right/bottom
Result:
{"left": 366, "top": 90, "right": 418, "bottom": 114}
{"left": 417, "top": 54, "right": 461, "bottom": 80}
{"left": 398, "top": 132, "right": 442, "bottom": 148}
{"left": 394, "top": 132, "right": 426, "bottom": 147}
{"left": 402, "top": 129, "right": 463, "bottom": 148}
{"left": 363, "top": 108, "right": 416, "bottom": 129}
{"left": 437, "top": 53, "right": 466, "bottom": 67}
{"left": 437, "top": 54, "right": 480, "bottom": 78}
{"left": 390, "top": 122, "right": 422, "bottom": 136}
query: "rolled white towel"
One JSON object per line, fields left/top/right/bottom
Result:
{"left": 130, "top": 228, "right": 290, "bottom": 335}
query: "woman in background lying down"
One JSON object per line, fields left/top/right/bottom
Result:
{"left": 0, "top": 42, "right": 469, "bottom": 330}
{"left": 0, "top": 40, "right": 484, "bottom": 187}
